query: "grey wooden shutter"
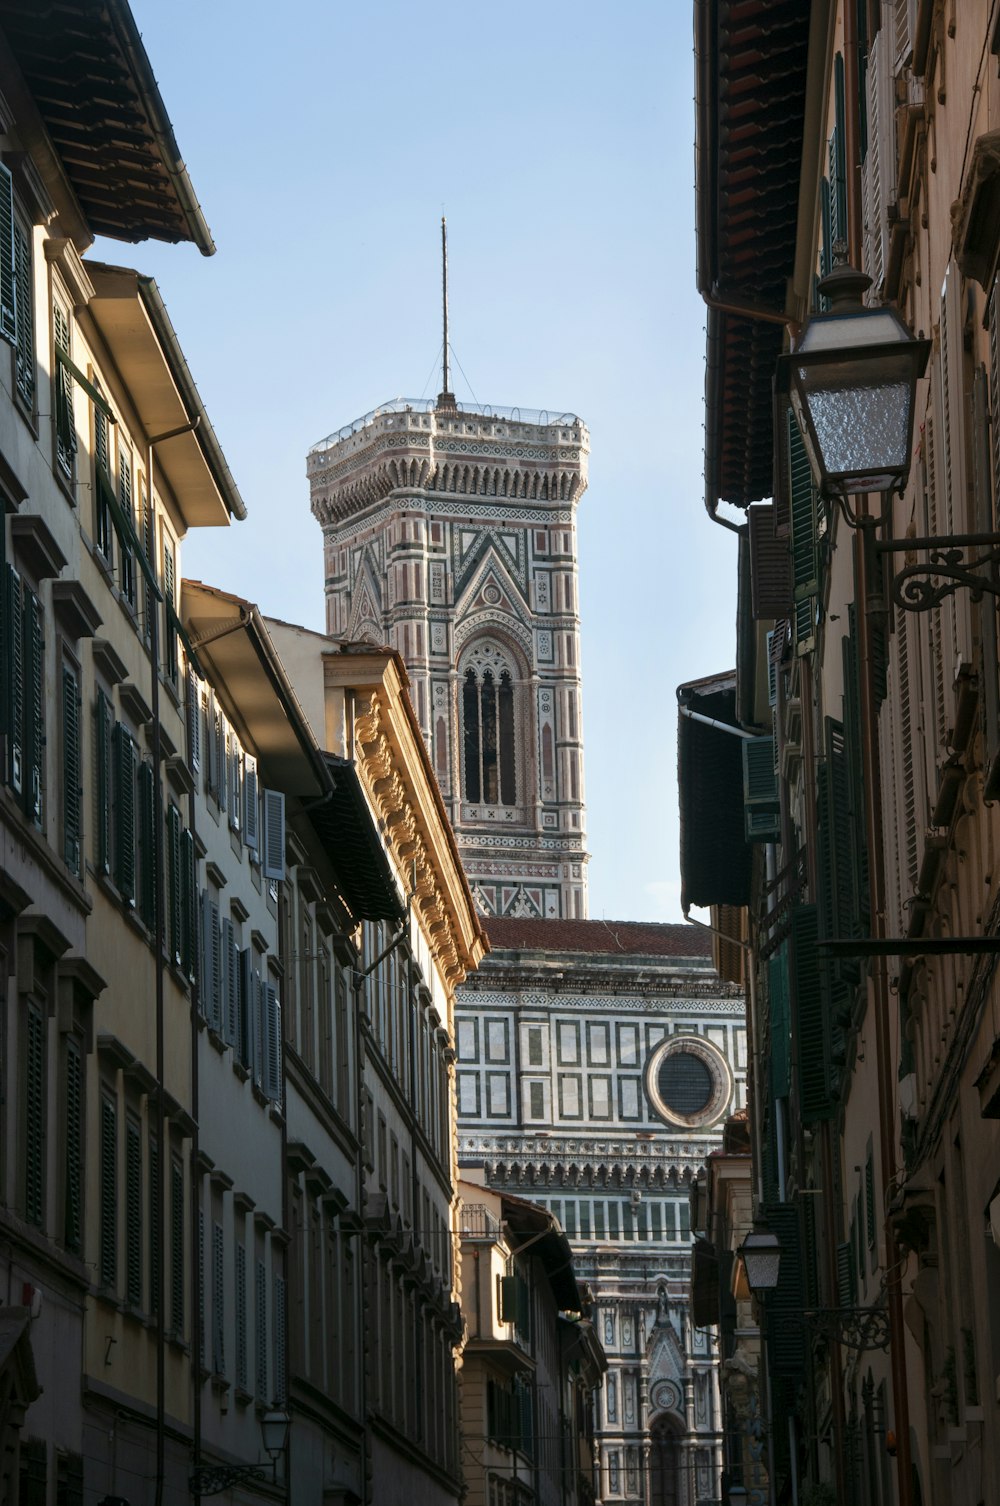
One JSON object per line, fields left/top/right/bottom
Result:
{"left": 252, "top": 967, "right": 264, "bottom": 1088}
{"left": 170, "top": 1158, "right": 185, "bottom": 1333}
{"left": 3, "top": 564, "right": 23, "bottom": 792}
{"left": 0, "top": 161, "right": 16, "bottom": 345}
{"left": 167, "top": 805, "right": 182, "bottom": 965}
{"left": 244, "top": 755, "right": 259, "bottom": 852}
{"left": 114, "top": 724, "right": 136, "bottom": 903}
{"left": 266, "top": 984, "right": 282, "bottom": 1100}
{"left": 187, "top": 668, "right": 201, "bottom": 773}
{"left": 148, "top": 1129, "right": 160, "bottom": 1317}
{"left": 24, "top": 1003, "right": 44, "bottom": 1227}
{"left": 64, "top": 1038, "right": 83, "bottom": 1253}
{"left": 748, "top": 503, "right": 791, "bottom": 620}
{"left": 262, "top": 789, "right": 285, "bottom": 882}
{"left": 238, "top": 949, "right": 253, "bottom": 1070}
{"left": 273, "top": 1272, "right": 287, "bottom": 1403}
{"left": 137, "top": 759, "right": 157, "bottom": 929}
{"left": 222, "top": 917, "right": 238, "bottom": 1046}
{"left": 125, "top": 1118, "right": 143, "bottom": 1307}
{"left": 235, "top": 1242, "right": 248, "bottom": 1390}
{"left": 100, "top": 1095, "right": 118, "bottom": 1289}
{"left": 181, "top": 828, "right": 196, "bottom": 980}
{"left": 200, "top": 892, "right": 218, "bottom": 1026}
{"left": 212, "top": 1222, "right": 225, "bottom": 1375}
{"left": 95, "top": 688, "right": 111, "bottom": 873}
{"left": 255, "top": 1259, "right": 268, "bottom": 1398}
{"left": 22, "top": 588, "right": 43, "bottom": 822}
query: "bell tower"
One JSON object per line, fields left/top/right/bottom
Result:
{"left": 307, "top": 383, "right": 589, "bottom": 919}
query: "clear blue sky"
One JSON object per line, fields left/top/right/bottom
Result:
{"left": 93, "top": 0, "right": 738, "bottom": 923}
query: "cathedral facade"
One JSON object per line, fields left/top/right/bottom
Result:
{"left": 308, "top": 398, "right": 589, "bottom": 920}
{"left": 456, "top": 917, "right": 746, "bottom": 1506}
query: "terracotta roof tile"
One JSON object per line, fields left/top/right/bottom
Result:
{"left": 484, "top": 917, "right": 711, "bottom": 958}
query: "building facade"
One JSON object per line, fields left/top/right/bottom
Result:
{"left": 307, "top": 399, "right": 590, "bottom": 920}
{"left": 685, "top": 3, "right": 1000, "bottom": 1505}
{"left": 456, "top": 918, "right": 746, "bottom": 1506}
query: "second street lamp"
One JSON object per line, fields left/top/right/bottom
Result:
{"left": 776, "top": 262, "right": 930, "bottom": 501}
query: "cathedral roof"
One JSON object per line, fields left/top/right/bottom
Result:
{"left": 484, "top": 917, "right": 711, "bottom": 959}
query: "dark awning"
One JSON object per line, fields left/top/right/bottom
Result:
{"left": 677, "top": 672, "right": 752, "bottom": 911}
{"left": 308, "top": 755, "right": 404, "bottom": 926}
{"left": 0, "top": 0, "right": 214, "bottom": 254}
{"left": 695, "top": 0, "right": 818, "bottom": 511}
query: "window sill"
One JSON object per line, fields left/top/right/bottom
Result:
{"left": 233, "top": 1061, "right": 250, "bottom": 1084}
{"left": 234, "top": 1386, "right": 254, "bottom": 1410}
{"left": 208, "top": 1027, "right": 227, "bottom": 1055}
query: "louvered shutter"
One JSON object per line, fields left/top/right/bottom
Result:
{"left": 252, "top": 967, "right": 265, "bottom": 1088}
{"left": 235, "top": 1242, "right": 248, "bottom": 1390}
{"left": 200, "top": 892, "right": 217, "bottom": 1025}
{"left": 3, "top": 564, "right": 22, "bottom": 792}
{"left": 167, "top": 805, "right": 182, "bottom": 966}
{"left": 181, "top": 828, "right": 196, "bottom": 981}
{"left": 187, "top": 668, "right": 201, "bottom": 774}
{"left": 13, "top": 222, "right": 32, "bottom": 409}
{"left": 198, "top": 1208, "right": 206, "bottom": 1367}
{"left": 266, "top": 984, "right": 282, "bottom": 1100}
{"left": 222, "top": 918, "right": 238, "bottom": 1046}
{"left": 22, "top": 588, "right": 43, "bottom": 822}
{"left": 148, "top": 1130, "right": 160, "bottom": 1316}
{"left": 53, "top": 304, "right": 76, "bottom": 476}
{"left": 244, "top": 755, "right": 259, "bottom": 852}
{"left": 767, "top": 947, "right": 791, "bottom": 1098}
{"left": 64, "top": 1039, "right": 83, "bottom": 1253}
{"left": 842, "top": 614, "right": 871, "bottom": 935}
{"left": 749, "top": 504, "right": 791, "bottom": 619}
{"left": 114, "top": 724, "right": 137, "bottom": 904}
{"left": 791, "top": 903, "right": 834, "bottom": 1122}
{"left": 24, "top": 1003, "right": 44, "bottom": 1226}
{"left": 262, "top": 789, "right": 286, "bottom": 882}
{"left": 212, "top": 1222, "right": 226, "bottom": 1375}
{"left": 95, "top": 688, "right": 111, "bottom": 873}
{"left": 273, "top": 1273, "right": 287, "bottom": 1404}
{"left": 218, "top": 719, "right": 228, "bottom": 814}
{"left": 125, "top": 1118, "right": 143, "bottom": 1307}
{"left": 100, "top": 1095, "right": 118, "bottom": 1289}
{"left": 787, "top": 411, "right": 819, "bottom": 651}
{"left": 119, "top": 448, "right": 135, "bottom": 607}
{"left": 865, "top": 1146, "right": 877, "bottom": 1253}
{"left": 230, "top": 741, "right": 242, "bottom": 834}
{"left": 817, "top": 719, "right": 859, "bottom": 986}
{"left": 62, "top": 666, "right": 82, "bottom": 874}
{"left": 256, "top": 1259, "right": 268, "bottom": 1398}
{"left": 837, "top": 1237, "right": 856, "bottom": 1308}
{"left": 742, "top": 736, "right": 780, "bottom": 843}
{"left": 163, "top": 541, "right": 177, "bottom": 682}
{"left": 762, "top": 1201, "right": 806, "bottom": 1377}
{"left": 238, "top": 949, "right": 253, "bottom": 1070}
{"left": 0, "top": 161, "right": 16, "bottom": 344}
{"left": 137, "top": 759, "right": 157, "bottom": 929}
{"left": 170, "top": 1158, "right": 185, "bottom": 1334}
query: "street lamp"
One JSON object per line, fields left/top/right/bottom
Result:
{"left": 190, "top": 1407, "right": 291, "bottom": 1497}
{"left": 776, "top": 263, "right": 930, "bottom": 500}
{"left": 737, "top": 1228, "right": 782, "bottom": 1294}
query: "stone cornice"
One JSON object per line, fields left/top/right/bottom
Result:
{"left": 323, "top": 650, "right": 488, "bottom": 996}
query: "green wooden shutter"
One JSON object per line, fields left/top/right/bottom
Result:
{"left": 99, "top": 1095, "right": 117, "bottom": 1289}
{"left": 137, "top": 759, "right": 157, "bottom": 928}
{"left": 791, "top": 903, "right": 834, "bottom": 1122}
{"left": 148, "top": 1130, "right": 160, "bottom": 1317}
{"left": 768, "top": 946, "right": 791, "bottom": 1098}
{"left": 837, "top": 1236, "right": 856, "bottom": 1308}
{"left": 64, "top": 1038, "right": 83, "bottom": 1253}
{"left": 125, "top": 1118, "right": 143, "bottom": 1307}
{"left": 170, "top": 1157, "right": 185, "bottom": 1334}
{"left": 788, "top": 410, "right": 820, "bottom": 652}
{"left": 119, "top": 448, "right": 136, "bottom": 607}
{"left": 13, "top": 222, "right": 33, "bottom": 409}
{"left": 0, "top": 161, "right": 16, "bottom": 345}
{"left": 762, "top": 1201, "right": 806, "bottom": 1377}
{"left": 22, "top": 588, "right": 43, "bottom": 823}
{"left": 24, "top": 1003, "right": 44, "bottom": 1226}
{"left": 95, "top": 689, "right": 111, "bottom": 875}
{"left": 114, "top": 724, "right": 136, "bottom": 903}
{"left": 62, "top": 666, "right": 82, "bottom": 874}
{"left": 167, "top": 804, "right": 182, "bottom": 966}
{"left": 53, "top": 304, "right": 76, "bottom": 477}
{"left": 3, "top": 565, "right": 23, "bottom": 792}
{"left": 163, "top": 541, "right": 177, "bottom": 682}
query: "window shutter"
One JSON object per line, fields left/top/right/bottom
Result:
{"left": 125, "top": 1118, "right": 142, "bottom": 1307}
{"left": 266, "top": 984, "right": 282, "bottom": 1100}
{"left": 53, "top": 304, "right": 77, "bottom": 476}
{"left": 762, "top": 1200, "right": 806, "bottom": 1376}
{"left": 148, "top": 1130, "right": 160, "bottom": 1317}
{"left": 114, "top": 724, "right": 137, "bottom": 904}
{"left": 198, "top": 1208, "right": 205, "bottom": 1368}
{"left": 256, "top": 1259, "right": 268, "bottom": 1398}
{"left": 252, "top": 967, "right": 264, "bottom": 1088}
{"left": 865, "top": 1146, "right": 877, "bottom": 1252}
{"left": 499, "top": 1273, "right": 517, "bottom": 1323}
{"left": 817, "top": 719, "right": 859, "bottom": 986}
{"left": 64, "top": 1038, "right": 83, "bottom": 1253}
{"left": 748, "top": 503, "right": 791, "bottom": 620}
{"left": 3, "top": 564, "right": 23, "bottom": 792}
{"left": 13, "top": 222, "right": 33, "bottom": 409}
{"left": 273, "top": 1273, "right": 287, "bottom": 1404}
{"left": 200, "top": 892, "right": 218, "bottom": 1026}
{"left": 239, "top": 949, "right": 253, "bottom": 1070}
{"left": 235, "top": 1242, "right": 248, "bottom": 1390}
{"left": 243, "top": 755, "right": 259, "bottom": 852}
{"left": 100, "top": 1095, "right": 118, "bottom": 1290}
{"left": 218, "top": 720, "right": 228, "bottom": 814}
{"left": 262, "top": 789, "right": 286, "bottom": 882}
{"left": 0, "top": 161, "right": 16, "bottom": 345}
{"left": 180, "top": 827, "right": 196, "bottom": 980}
{"left": 742, "top": 736, "right": 780, "bottom": 843}
{"left": 167, "top": 805, "right": 182, "bottom": 966}
{"left": 170, "top": 1158, "right": 185, "bottom": 1334}
{"left": 212, "top": 1222, "right": 225, "bottom": 1375}
{"left": 137, "top": 759, "right": 157, "bottom": 929}
{"left": 837, "top": 1237, "right": 856, "bottom": 1308}
{"left": 229, "top": 741, "right": 242, "bottom": 834}
{"left": 790, "top": 902, "right": 834, "bottom": 1122}
{"left": 767, "top": 946, "right": 791, "bottom": 1098}
{"left": 222, "top": 917, "right": 238, "bottom": 1046}
{"left": 95, "top": 689, "right": 111, "bottom": 874}
{"left": 187, "top": 669, "right": 201, "bottom": 773}
{"left": 62, "top": 666, "right": 82, "bottom": 874}
{"left": 24, "top": 1003, "right": 44, "bottom": 1226}
{"left": 22, "top": 588, "right": 43, "bottom": 822}
{"left": 162, "top": 542, "right": 177, "bottom": 682}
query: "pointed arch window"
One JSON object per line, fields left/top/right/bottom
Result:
{"left": 461, "top": 641, "right": 518, "bottom": 806}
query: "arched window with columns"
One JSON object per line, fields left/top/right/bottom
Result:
{"left": 459, "top": 639, "right": 520, "bottom": 806}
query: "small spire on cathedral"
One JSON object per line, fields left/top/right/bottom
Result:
{"left": 437, "top": 216, "right": 457, "bottom": 412}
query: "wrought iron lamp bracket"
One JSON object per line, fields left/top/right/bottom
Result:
{"left": 805, "top": 1305, "right": 891, "bottom": 1351}
{"left": 875, "top": 533, "right": 1000, "bottom": 613}
{"left": 190, "top": 1462, "right": 271, "bottom": 1497}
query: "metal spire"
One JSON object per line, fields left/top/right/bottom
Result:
{"left": 438, "top": 216, "right": 456, "bottom": 410}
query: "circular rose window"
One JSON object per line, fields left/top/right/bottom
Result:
{"left": 645, "top": 1035, "right": 732, "bottom": 1129}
